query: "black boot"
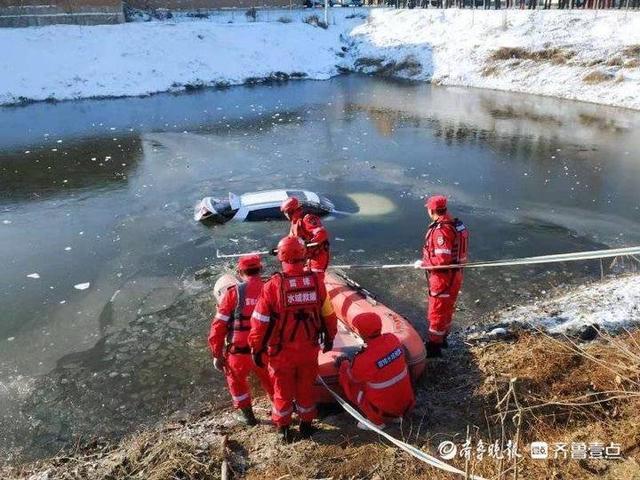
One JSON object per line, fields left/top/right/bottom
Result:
{"left": 426, "top": 341, "right": 443, "bottom": 358}
{"left": 235, "top": 406, "right": 257, "bottom": 426}
{"left": 299, "top": 421, "right": 317, "bottom": 439}
{"left": 442, "top": 336, "right": 449, "bottom": 349}
{"left": 279, "top": 425, "right": 293, "bottom": 444}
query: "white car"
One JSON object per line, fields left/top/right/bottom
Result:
{"left": 194, "top": 189, "right": 336, "bottom": 223}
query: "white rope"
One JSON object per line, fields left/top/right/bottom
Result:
{"left": 216, "top": 249, "right": 272, "bottom": 259}
{"left": 317, "top": 376, "right": 488, "bottom": 480}
{"left": 330, "top": 245, "right": 640, "bottom": 271}
{"left": 216, "top": 242, "right": 320, "bottom": 259}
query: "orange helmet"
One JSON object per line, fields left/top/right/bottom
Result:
{"left": 280, "top": 197, "right": 301, "bottom": 215}
{"left": 352, "top": 312, "right": 382, "bottom": 340}
{"left": 276, "top": 236, "right": 306, "bottom": 263}
{"left": 237, "top": 254, "right": 262, "bottom": 272}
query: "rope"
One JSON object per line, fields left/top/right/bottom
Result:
{"left": 216, "top": 242, "right": 320, "bottom": 259}
{"left": 330, "top": 245, "right": 640, "bottom": 271}
{"left": 317, "top": 376, "right": 488, "bottom": 480}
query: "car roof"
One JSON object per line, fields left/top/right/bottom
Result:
{"left": 239, "top": 190, "right": 290, "bottom": 205}
{"left": 238, "top": 189, "right": 319, "bottom": 207}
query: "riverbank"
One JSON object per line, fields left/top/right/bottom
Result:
{"left": 2, "top": 273, "right": 639, "bottom": 479}
{"left": 1, "top": 9, "right": 639, "bottom": 108}
{"left": 348, "top": 9, "right": 640, "bottom": 110}
{"left": 3, "top": 310, "right": 639, "bottom": 479}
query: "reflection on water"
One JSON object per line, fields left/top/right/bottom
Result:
{"left": 0, "top": 136, "right": 142, "bottom": 203}
{"left": 1, "top": 75, "right": 640, "bottom": 462}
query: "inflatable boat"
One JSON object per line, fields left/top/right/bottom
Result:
{"left": 212, "top": 272, "right": 426, "bottom": 403}
{"left": 314, "top": 272, "right": 426, "bottom": 402}
{"left": 194, "top": 189, "right": 336, "bottom": 223}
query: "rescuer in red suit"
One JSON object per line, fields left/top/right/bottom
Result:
{"left": 208, "top": 254, "right": 273, "bottom": 426}
{"left": 337, "top": 312, "right": 415, "bottom": 430}
{"left": 415, "top": 195, "right": 469, "bottom": 358}
{"left": 248, "top": 236, "right": 337, "bottom": 443}
{"left": 280, "top": 197, "right": 330, "bottom": 283}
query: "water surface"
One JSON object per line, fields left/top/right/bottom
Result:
{"left": 2, "top": 75, "right": 640, "bottom": 461}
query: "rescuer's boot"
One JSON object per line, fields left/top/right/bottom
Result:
{"left": 299, "top": 421, "right": 317, "bottom": 439}
{"left": 426, "top": 341, "right": 443, "bottom": 358}
{"left": 235, "top": 406, "right": 258, "bottom": 426}
{"left": 279, "top": 425, "right": 293, "bottom": 444}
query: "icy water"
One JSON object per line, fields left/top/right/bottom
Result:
{"left": 2, "top": 75, "right": 640, "bottom": 462}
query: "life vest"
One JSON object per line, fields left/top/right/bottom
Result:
{"left": 451, "top": 218, "right": 469, "bottom": 264}
{"left": 426, "top": 217, "right": 469, "bottom": 264}
{"left": 266, "top": 272, "right": 323, "bottom": 355}
{"left": 226, "top": 281, "right": 259, "bottom": 354}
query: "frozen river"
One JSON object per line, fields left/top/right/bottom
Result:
{"left": 1, "top": 75, "right": 640, "bottom": 461}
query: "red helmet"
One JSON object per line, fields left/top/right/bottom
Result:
{"left": 281, "top": 197, "right": 301, "bottom": 215}
{"left": 237, "top": 254, "right": 262, "bottom": 272}
{"left": 352, "top": 312, "right": 382, "bottom": 340}
{"left": 277, "top": 236, "right": 306, "bottom": 263}
{"left": 425, "top": 195, "right": 447, "bottom": 212}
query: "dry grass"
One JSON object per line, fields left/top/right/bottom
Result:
{"left": 489, "top": 47, "right": 575, "bottom": 64}
{"left": 303, "top": 14, "right": 328, "bottom": 29}
{"left": 490, "top": 46, "right": 529, "bottom": 60}
{"left": 4, "top": 332, "right": 640, "bottom": 480}
{"left": 622, "top": 44, "right": 640, "bottom": 57}
{"left": 377, "top": 56, "right": 422, "bottom": 77}
{"left": 583, "top": 70, "right": 614, "bottom": 84}
{"left": 3, "top": 430, "right": 224, "bottom": 480}
{"left": 481, "top": 64, "right": 500, "bottom": 77}
{"left": 606, "top": 56, "right": 624, "bottom": 67}
{"left": 354, "top": 56, "right": 384, "bottom": 69}
{"left": 100, "top": 431, "right": 222, "bottom": 479}
{"left": 624, "top": 59, "right": 640, "bottom": 69}
{"left": 354, "top": 56, "right": 422, "bottom": 77}
{"left": 472, "top": 330, "right": 640, "bottom": 479}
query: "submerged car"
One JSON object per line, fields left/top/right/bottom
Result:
{"left": 194, "top": 189, "right": 336, "bottom": 223}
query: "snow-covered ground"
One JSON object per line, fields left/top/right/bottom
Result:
{"left": 0, "top": 12, "right": 360, "bottom": 104}
{"left": 497, "top": 274, "right": 640, "bottom": 334}
{"left": 349, "top": 9, "right": 640, "bottom": 110}
{"left": 1, "top": 9, "right": 639, "bottom": 108}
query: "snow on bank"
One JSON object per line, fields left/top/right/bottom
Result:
{"left": 496, "top": 274, "right": 640, "bottom": 334}
{"left": 349, "top": 9, "right": 640, "bottom": 109}
{"left": 2, "top": 9, "right": 640, "bottom": 108}
{"left": 0, "top": 17, "right": 355, "bottom": 105}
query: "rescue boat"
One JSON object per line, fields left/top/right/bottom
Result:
{"left": 314, "top": 272, "right": 426, "bottom": 403}
{"left": 212, "top": 271, "right": 427, "bottom": 403}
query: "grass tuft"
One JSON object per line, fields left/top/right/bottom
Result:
{"left": 489, "top": 47, "right": 575, "bottom": 64}
{"left": 583, "top": 70, "right": 614, "bottom": 84}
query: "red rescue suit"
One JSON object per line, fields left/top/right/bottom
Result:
{"left": 248, "top": 264, "right": 337, "bottom": 427}
{"left": 289, "top": 212, "right": 330, "bottom": 282}
{"left": 208, "top": 276, "right": 273, "bottom": 409}
{"left": 421, "top": 213, "right": 469, "bottom": 344}
{"left": 339, "top": 334, "right": 415, "bottom": 426}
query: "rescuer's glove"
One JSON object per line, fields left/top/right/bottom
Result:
{"left": 252, "top": 351, "right": 265, "bottom": 368}
{"left": 213, "top": 357, "right": 225, "bottom": 371}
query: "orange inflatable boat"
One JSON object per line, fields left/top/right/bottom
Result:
{"left": 213, "top": 271, "right": 427, "bottom": 404}
{"left": 314, "top": 271, "right": 427, "bottom": 403}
